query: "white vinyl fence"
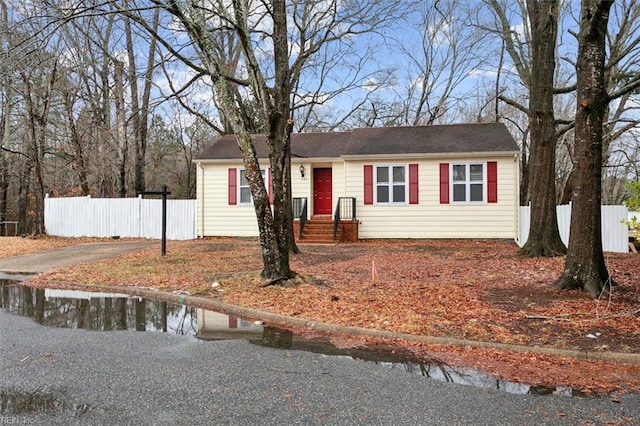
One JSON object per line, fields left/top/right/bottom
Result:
{"left": 45, "top": 195, "right": 196, "bottom": 240}
{"left": 518, "top": 204, "right": 630, "bottom": 253}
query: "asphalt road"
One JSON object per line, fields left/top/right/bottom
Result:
{"left": 1, "top": 311, "right": 639, "bottom": 425}
{"left": 1, "top": 242, "right": 639, "bottom": 425}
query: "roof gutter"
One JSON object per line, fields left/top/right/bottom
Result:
{"left": 194, "top": 157, "right": 346, "bottom": 164}
{"left": 340, "top": 151, "right": 521, "bottom": 161}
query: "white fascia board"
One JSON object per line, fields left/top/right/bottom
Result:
{"left": 193, "top": 158, "right": 268, "bottom": 165}
{"left": 195, "top": 157, "right": 345, "bottom": 165}
{"left": 340, "top": 151, "right": 520, "bottom": 161}
{"left": 292, "top": 157, "right": 344, "bottom": 164}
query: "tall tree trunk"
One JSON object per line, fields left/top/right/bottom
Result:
{"left": 270, "top": 0, "right": 298, "bottom": 259}
{"left": 17, "top": 161, "right": 31, "bottom": 235}
{"left": 0, "top": 1, "right": 10, "bottom": 235}
{"left": 520, "top": 0, "right": 566, "bottom": 256}
{"left": 236, "top": 131, "right": 282, "bottom": 278}
{"left": 62, "top": 90, "right": 91, "bottom": 195}
{"left": 0, "top": 154, "right": 7, "bottom": 236}
{"left": 114, "top": 60, "right": 128, "bottom": 198}
{"left": 0, "top": 79, "right": 10, "bottom": 235}
{"left": 124, "top": 4, "right": 159, "bottom": 195}
{"left": 215, "top": 0, "right": 295, "bottom": 280}
{"left": 137, "top": 8, "right": 160, "bottom": 194}
{"left": 124, "top": 8, "right": 142, "bottom": 194}
{"left": 555, "top": 0, "right": 613, "bottom": 297}
{"left": 98, "top": 20, "right": 114, "bottom": 197}
{"left": 21, "top": 62, "right": 57, "bottom": 235}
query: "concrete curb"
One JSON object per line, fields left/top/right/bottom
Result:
{"left": 25, "top": 280, "right": 640, "bottom": 366}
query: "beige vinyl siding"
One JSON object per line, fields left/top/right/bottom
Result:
{"left": 197, "top": 155, "right": 518, "bottom": 239}
{"left": 292, "top": 161, "right": 311, "bottom": 213}
{"left": 345, "top": 156, "right": 519, "bottom": 239}
{"left": 332, "top": 162, "right": 346, "bottom": 200}
{"left": 197, "top": 162, "right": 261, "bottom": 237}
{"left": 198, "top": 160, "right": 338, "bottom": 236}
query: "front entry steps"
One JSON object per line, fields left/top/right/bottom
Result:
{"left": 294, "top": 216, "right": 359, "bottom": 244}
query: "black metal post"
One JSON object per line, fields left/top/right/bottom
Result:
{"left": 161, "top": 185, "right": 167, "bottom": 256}
{"left": 138, "top": 185, "right": 171, "bottom": 256}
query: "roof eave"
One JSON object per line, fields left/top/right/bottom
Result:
{"left": 340, "top": 151, "right": 520, "bottom": 161}
{"left": 193, "top": 156, "right": 345, "bottom": 164}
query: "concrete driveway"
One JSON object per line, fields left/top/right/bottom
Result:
{"left": 0, "top": 241, "right": 154, "bottom": 276}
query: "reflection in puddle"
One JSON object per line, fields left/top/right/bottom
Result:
{"left": 0, "top": 280, "right": 261, "bottom": 337}
{"left": 1, "top": 281, "right": 580, "bottom": 397}
{"left": 375, "top": 362, "right": 578, "bottom": 396}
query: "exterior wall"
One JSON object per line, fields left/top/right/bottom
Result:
{"left": 343, "top": 155, "right": 519, "bottom": 239}
{"left": 331, "top": 162, "right": 346, "bottom": 208}
{"left": 197, "top": 155, "right": 519, "bottom": 240}
{"left": 197, "top": 160, "right": 343, "bottom": 237}
{"left": 292, "top": 161, "right": 311, "bottom": 215}
{"left": 197, "top": 161, "right": 261, "bottom": 237}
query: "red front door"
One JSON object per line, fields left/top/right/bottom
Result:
{"left": 313, "top": 168, "right": 332, "bottom": 215}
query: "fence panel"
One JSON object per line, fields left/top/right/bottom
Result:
{"left": 518, "top": 204, "right": 630, "bottom": 253}
{"left": 45, "top": 195, "right": 196, "bottom": 240}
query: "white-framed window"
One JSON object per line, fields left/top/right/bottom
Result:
{"left": 452, "top": 163, "right": 484, "bottom": 202}
{"left": 375, "top": 165, "right": 407, "bottom": 204}
{"left": 239, "top": 169, "right": 267, "bottom": 205}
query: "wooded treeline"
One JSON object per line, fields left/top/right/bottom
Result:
{"left": 0, "top": 0, "right": 638, "bottom": 237}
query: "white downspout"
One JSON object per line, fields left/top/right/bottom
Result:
{"left": 514, "top": 153, "right": 520, "bottom": 245}
{"left": 198, "top": 162, "right": 205, "bottom": 238}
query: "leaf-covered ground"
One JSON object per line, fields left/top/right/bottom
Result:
{"left": 5, "top": 236, "right": 640, "bottom": 395}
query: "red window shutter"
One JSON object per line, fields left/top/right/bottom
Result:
{"left": 268, "top": 168, "right": 273, "bottom": 204}
{"left": 228, "top": 168, "right": 237, "bottom": 205}
{"left": 487, "top": 161, "right": 498, "bottom": 203}
{"left": 409, "top": 164, "right": 419, "bottom": 204}
{"left": 439, "top": 163, "right": 449, "bottom": 204}
{"left": 364, "top": 165, "right": 373, "bottom": 205}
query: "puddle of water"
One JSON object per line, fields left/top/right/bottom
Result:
{"left": 256, "top": 328, "right": 586, "bottom": 397}
{"left": 0, "top": 280, "right": 583, "bottom": 397}
{"left": 0, "top": 280, "right": 262, "bottom": 337}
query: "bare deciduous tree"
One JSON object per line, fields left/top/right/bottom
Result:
{"left": 392, "top": 0, "right": 487, "bottom": 126}
{"left": 555, "top": 0, "right": 613, "bottom": 297}
{"left": 124, "top": 0, "right": 403, "bottom": 280}
{"left": 485, "top": 0, "right": 568, "bottom": 256}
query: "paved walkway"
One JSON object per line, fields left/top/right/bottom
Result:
{"left": 0, "top": 241, "right": 154, "bottom": 275}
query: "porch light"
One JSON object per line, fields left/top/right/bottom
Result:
{"left": 299, "top": 164, "right": 305, "bottom": 177}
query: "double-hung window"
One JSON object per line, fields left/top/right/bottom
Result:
{"left": 375, "top": 165, "right": 406, "bottom": 204}
{"left": 452, "top": 163, "right": 484, "bottom": 202}
{"left": 239, "top": 169, "right": 266, "bottom": 205}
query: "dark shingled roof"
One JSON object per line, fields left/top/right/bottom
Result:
{"left": 196, "top": 123, "right": 519, "bottom": 160}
